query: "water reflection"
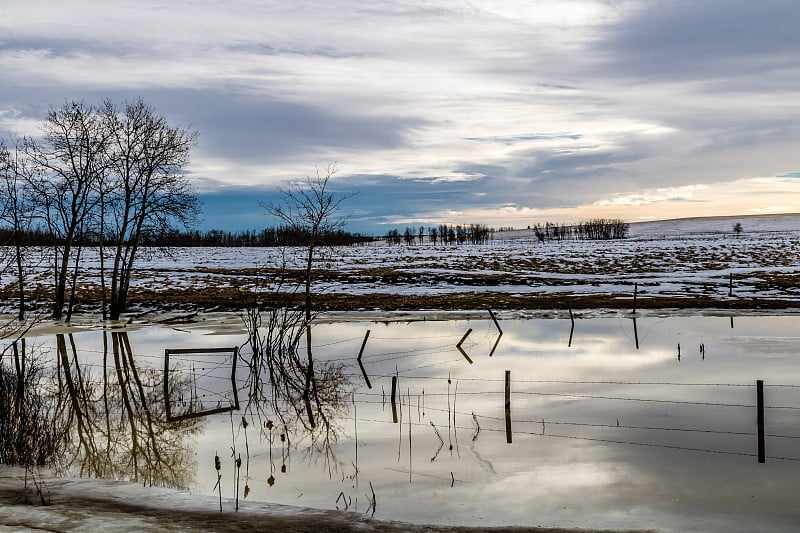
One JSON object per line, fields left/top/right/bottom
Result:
{"left": 3, "top": 313, "right": 800, "bottom": 532}
{"left": 241, "top": 306, "right": 352, "bottom": 475}
{"left": 0, "top": 339, "right": 66, "bottom": 467}
{"left": 56, "top": 331, "right": 199, "bottom": 488}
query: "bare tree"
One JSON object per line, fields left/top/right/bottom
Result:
{"left": 23, "top": 101, "right": 109, "bottom": 320}
{"left": 263, "top": 164, "right": 353, "bottom": 325}
{"left": 403, "top": 227, "right": 414, "bottom": 245}
{"left": 0, "top": 139, "right": 35, "bottom": 320}
{"left": 99, "top": 98, "right": 199, "bottom": 320}
{"left": 0, "top": 140, "right": 43, "bottom": 344}
{"left": 262, "top": 164, "right": 354, "bottom": 427}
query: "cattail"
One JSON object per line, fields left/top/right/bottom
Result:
{"left": 235, "top": 453, "right": 242, "bottom": 512}
{"left": 213, "top": 452, "right": 222, "bottom": 512}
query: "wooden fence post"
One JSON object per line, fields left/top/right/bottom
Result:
{"left": 456, "top": 328, "right": 474, "bottom": 363}
{"left": 488, "top": 309, "right": 504, "bottom": 357}
{"left": 505, "top": 370, "right": 512, "bottom": 443}
{"left": 757, "top": 379, "right": 765, "bottom": 463}
{"left": 568, "top": 307, "right": 575, "bottom": 347}
{"left": 357, "top": 330, "right": 372, "bottom": 389}
{"left": 391, "top": 375, "right": 398, "bottom": 423}
{"left": 488, "top": 309, "right": 503, "bottom": 335}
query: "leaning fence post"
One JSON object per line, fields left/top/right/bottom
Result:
{"left": 633, "top": 283, "right": 638, "bottom": 314}
{"left": 487, "top": 309, "right": 503, "bottom": 335}
{"left": 568, "top": 307, "right": 575, "bottom": 347}
{"left": 488, "top": 309, "right": 504, "bottom": 357}
{"left": 357, "top": 330, "right": 372, "bottom": 389}
{"left": 505, "top": 370, "right": 512, "bottom": 443}
{"left": 757, "top": 379, "right": 765, "bottom": 463}
{"left": 456, "top": 328, "right": 474, "bottom": 364}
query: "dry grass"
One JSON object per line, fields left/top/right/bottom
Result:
{"left": 3, "top": 277, "right": 798, "bottom": 314}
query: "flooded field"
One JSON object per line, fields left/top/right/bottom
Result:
{"left": 3, "top": 311, "right": 800, "bottom": 532}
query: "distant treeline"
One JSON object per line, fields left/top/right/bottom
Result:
{"left": 1, "top": 219, "right": 629, "bottom": 248}
{"left": 533, "top": 218, "right": 630, "bottom": 242}
{"left": 385, "top": 223, "right": 493, "bottom": 245}
{"left": 0, "top": 226, "right": 375, "bottom": 247}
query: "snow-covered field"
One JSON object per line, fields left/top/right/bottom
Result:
{"left": 4, "top": 213, "right": 800, "bottom": 311}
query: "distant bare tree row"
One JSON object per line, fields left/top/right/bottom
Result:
{"left": 533, "top": 218, "right": 629, "bottom": 242}
{"left": 532, "top": 222, "right": 572, "bottom": 242}
{"left": 0, "top": 98, "right": 198, "bottom": 321}
{"left": 386, "top": 223, "right": 494, "bottom": 245}
{"left": 0, "top": 225, "right": 373, "bottom": 248}
{"left": 576, "top": 218, "right": 630, "bottom": 240}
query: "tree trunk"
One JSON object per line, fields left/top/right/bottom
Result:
{"left": 109, "top": 237, "right": 127, "bottom": 320}
{"left": 14, "top": 233, "right": 24, "bottom": 321}
{"left": 53, "top": 244, "right": 72, "bottom": 319}
{"left": 66, "top": 240, "right": 83, "bottom": 322}
{"left": 99, "top": 201, "right": 107, "bottom": 321}
{"left": 111, "top": 282, "right": 128, "bottom": 321}
{"left": 302, "top": 243, "right": 315, "bottom": 427}
{"left": 304, "top": 244, "right": 314, "bottom": 321}
{"left": 111, "top": 244, "right": 137, "bottom": 320}
{"left": 13, "top": 341, "right": 23, "bottom": 419}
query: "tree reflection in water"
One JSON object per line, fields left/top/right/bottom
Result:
{"left": 0, "top": 339, "right": 66, "bottom": 468}
{"left": 53, "top": 331, "right": 199, "bottom": 489}
{"left": 3, "top": 310, "right": 354, "bottom": 493}
{"left": 241, "top": 305, "right": 352, "bottom": 475}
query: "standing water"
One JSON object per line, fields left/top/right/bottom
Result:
{"left": 3, "top": 312, "right": 800, "bottom": 532}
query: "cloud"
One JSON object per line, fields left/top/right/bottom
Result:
{"left": 3, "top": 0, "right": 800, "bottom": 232}
{"left": 594, "top": 185, "right": 711, "bottom": 207}
{"left": 465, "top": 133, "right": 583, "bottom": 145}
{"left": 594, "top": 0, "right": 800, "bottom": 81}
{"left": 140, "top": 89, "right": 425, "bottom": 164}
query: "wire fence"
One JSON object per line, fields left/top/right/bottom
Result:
{"left": 5, "top": 317, "right": 800, "bottom": 465}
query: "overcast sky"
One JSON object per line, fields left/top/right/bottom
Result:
{"left": 2, "top": 0, "right": 800, "bottom": 233}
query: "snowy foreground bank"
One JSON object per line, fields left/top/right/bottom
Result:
{"left": 0, "top": 471, "right": 645, "bottom": 533}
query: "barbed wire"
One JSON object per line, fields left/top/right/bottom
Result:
{"left": 352, "top": 416, "right": 800, "bottom": 462}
